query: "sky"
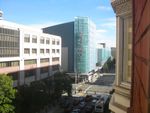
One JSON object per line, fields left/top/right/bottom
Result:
{"left": 0, "top": 0, "right": 116, "bottom": 47}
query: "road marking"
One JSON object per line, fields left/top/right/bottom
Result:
{"left": 84, "top": 86, "right": 92, "bottom": 93}
{"left": 76, "top": 84, "right": 82, "bottom": 89}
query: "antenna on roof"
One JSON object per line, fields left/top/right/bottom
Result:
{"left": 0, "top": 10, "right": 3, "bottom": 20}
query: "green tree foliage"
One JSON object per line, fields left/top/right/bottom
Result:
{"left": 0, "top": 74, "right": 16, "bottom": 113}
{"left": 53, "top": 72, "right": 73, "bottom": 98}
{"left": 15, "top": 71, "right": 72, "bottom": 113}
{"left": 15, "top": 82, "right": 49, "bottom": 113}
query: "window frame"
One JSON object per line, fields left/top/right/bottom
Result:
{"left": 116, "top": 12, "right": 132, "bottom": 89}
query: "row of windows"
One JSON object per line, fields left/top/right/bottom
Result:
{"left": 24, "top": 34, "right": 60, "bottom": 45}
{"left": 25, "top": 69, "right": 36, "bottom": 77}
{"left": 52, "top": 65, "right": 59, "bottom": 71}
{"left": 0, "top": 28, "right": 20, "bottom": 57}
{"left": 24, "top": 58, "right": 59, "bottom": 64}
{"left": 8, "top": 72, "right": 18, "bottom": 80}
{"left": 39, "top": 49, "right": 49, "bottom": 54}
{"left": 0, "top": 61, "right": 19, "bottom": 68}
{"left": 24, "top": 59, "right": 37, "bottom": 65}
{"left": 24, "top": 67, "right": 50, "bottom": 77}
{"left": 0, "top": 35, "right": 19, "bottom": 42}
{"left": 52, "top": 49, "right": 60, "bottom": 53}
{"left": 24, "top": 48, "right": 60, "bottom": 54}
{"left": 40, "top": 58, "right": 49, "bottom": 63}
{"left": 0, "top": 57, "right": 59, "bottom": 68}
{"left": 8, "top": 65, "right": 56, "bottom": 80}
{"left": 0, "top": 48, "right": 19, "bottom": 57}
{"left": 52, "top": 57, "right": 60, "bottom": 62}
{"left": 0, "top": 28, "right": 19, "bottom": 35}
{"left": 0, "top": 41, "right": 19, "bottom": 48}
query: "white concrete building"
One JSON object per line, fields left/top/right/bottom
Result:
{"left": 0, "top": 18, "right": 61, "bottom": 87}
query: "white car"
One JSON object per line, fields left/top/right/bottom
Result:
{"left": 71, "top": 109, "right": 81, "bottom": 113}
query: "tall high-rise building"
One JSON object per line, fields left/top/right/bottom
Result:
{"left": 74, "top": 17, "right": 97, "bottom": 74}
{"left": 43, "top": 17, "right": 97, "bottom": 75}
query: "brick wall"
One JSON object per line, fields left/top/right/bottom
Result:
{"left": 129, "top": 0, "right": 150, "bottom": 113}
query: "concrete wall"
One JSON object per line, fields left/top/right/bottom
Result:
{"left": 43, "top": 22, "right": 74, "bottom": 72}
{"left": 61, "top": 47, "right": 68, "bottom": 72}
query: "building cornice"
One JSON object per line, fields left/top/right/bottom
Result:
{"left": 111, "top": 0, "right": 132, "bottom": 14}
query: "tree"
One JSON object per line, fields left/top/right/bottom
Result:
{"left": 0, "top": 74, "right": 16, "bottom": 113}
{"left": 15, "top": 81, "right": 49, "bottom": 113}
{"left": 53, "top": 72, "right": 73, "bottom": 98}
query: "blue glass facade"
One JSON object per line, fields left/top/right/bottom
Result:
{"left": 97, "top": 47, "right": 111, "bottom": 66}
{"left": 74, "top": 17, "right": 97, "bottom": 74}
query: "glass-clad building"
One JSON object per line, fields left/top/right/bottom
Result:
{"left": 97, "top": 48, "right": 111, "bottom": 66}
{"left": 74, "top": 17, "right": 97, "bottom": 74}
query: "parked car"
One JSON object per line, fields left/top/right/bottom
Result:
{"left": 94, "top": 95, "right": 109, "bottom": 113}
{"left": 64, "top": 105, "right": 73, "bottom": 113}
{"left": 73, "top": 99, "right": 80, "bottom": 106}
{"left": 92, "top": 99, "right": 97, "bottom": 107}
{"left": 70, "top": 109, "right": 81, "bottom": 113}
{"left": 79, "top": 101, "right": 86, "bottom": 109}
{"left": 85, "top": 105, "right": 93, "bottom": 113}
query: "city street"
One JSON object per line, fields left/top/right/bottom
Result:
{"left": 48, "top": 73, "right": 115, "bottom": 113}
{"left": 73, "top": 73, "right": 115, "bottom": 96}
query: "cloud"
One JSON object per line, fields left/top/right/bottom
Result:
{"left": 99, "top": 17, "right": 116, "bottom": 29}
{"left": 97, "top": 6, "right": 112, "bottom": 11}
{"left": 96, "top": 28, "right": 116, "bottom": 47}
{"left": 96, "top": 29, "right": 107, "bottom": 33}
{"left": 101, "top": 22, "right": 116, "bottom": 28}
{"left": 104, "top": 17, "right": 116, "bottom": 21}
{"left": 96, "top": 32, "right": 116, "bottom": 47}
{"left": 28, "top": 21, "right": 62, "bottom": 29}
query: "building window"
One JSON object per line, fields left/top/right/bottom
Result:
{"left": 52, "top": 57, "right": 59, "bottom": 62}
{"left": 122, "top": 15, "right": 132, "bottom": 82}
{"left": 56, "top": 49, "right": 60, "bottom": 53}
{"left": 57, "top": 40, "right": 60, "bottom": 45}
{"left": 24, "top": 59, "right": 36, "bottom": 65}
{"left": 24, "top": 34, "right": 30, "bottom": 43}
{"left": 52, "top": 49, "right": 55, "bottom": 53}
{"left": 0, "top": 27, "right": 20, "bottom": 57}
{"left": 40, "top": 58, "right": 49, "bottom": 63}
{"left": 52, "top": 40, "right": 55, "bottom": 45}
{"left": 32, "top": 49, "right": 37, "bottom": 54}
{"left": 24, "top": 48, "right": 30, "bottom": 54}
{"left": 32, "top": 35, "right": 37, "bottom": 43}
{"left": 52, "top": 64, "right": 59, "bottom": 71}
{"left": 25, "top": 69, "right": 36, "bottom": 77}
{"left": 46, "top": 39, "right": 50, "bottom": 44}
{"left": 40, "top": 49, "right": 44, "bottom": 54}
{"left": 40, "top": 66, "right": 49, "bottom": 74}
{"left": 8, "top": 72, "right": 19, "bottom": 80}
{"left": 40, "top": 37, "right": 44, "bottom": 44}
{"left": 0, "top": 61, "right": 19, "bottom": 68}
{"left": 46, "top": 49, "right": 50, "bottom": 53}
